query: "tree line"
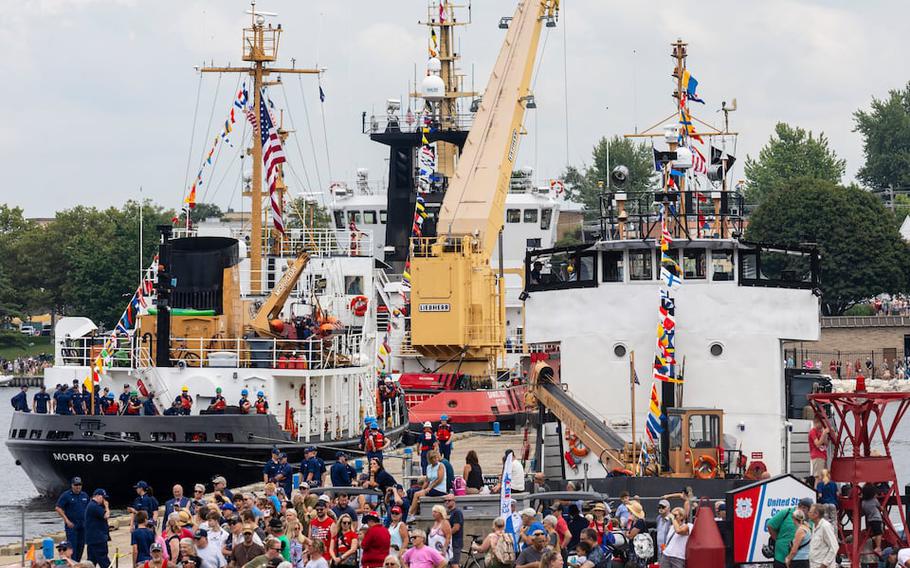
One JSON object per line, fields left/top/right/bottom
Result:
{"left": 562, "top": 81, "right": 910, "bottom": 315}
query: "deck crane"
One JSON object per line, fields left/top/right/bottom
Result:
{"left": 410, "top": 0, "right": 559, "bottom": 377}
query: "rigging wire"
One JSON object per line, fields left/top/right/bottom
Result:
{"left": 279, "top": 80, "right": 315, "bottom": 194}
{"left": 201, "top": 74, "right": 242, "bottom": 205}
{"left": 181, "top": 72, "right": 205, "bottom": 201}
{"left": 318, "top": 74, "right": 334, "bottom": 182}
{"left": 226, "top": 117, "right": 250, "bottom": 217}
{"left": 188, "top": 72, "right": 224, "bottom": 210}
{"left": 296, "top": 74, "right": 325, "bottom": 201}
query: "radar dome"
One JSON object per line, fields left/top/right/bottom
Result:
{"left": 427, "top": 57, "right": 442, "bottom": 74}
{"left": 674, "top": 146, "right": 693, "bottom": 170}
{"left": 421, "top": 74, "right": 446, "bottom": 101}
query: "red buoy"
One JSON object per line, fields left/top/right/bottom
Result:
{"left": 686, "top": 498, "right": 726, "bottom": 567}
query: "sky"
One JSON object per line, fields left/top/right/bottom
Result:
{"left": 1, "top": 0, "right": 908, "bottom": 217}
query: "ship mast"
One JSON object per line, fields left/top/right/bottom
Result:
{"left": 416, "top": 1, "right": 477, "bottom": 178}
{"left": 200, "top": 2, "right": 320, "bottom": 294}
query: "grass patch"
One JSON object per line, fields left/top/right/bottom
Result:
{"left": 0, "top": 335, "right": 53, "bottom": 360}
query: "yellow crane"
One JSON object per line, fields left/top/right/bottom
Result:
{"left": 410, "top": 0, "right": 559, "bottom": 377}
{"left": 248, "top": 251, "right": 310, "bottom": 337}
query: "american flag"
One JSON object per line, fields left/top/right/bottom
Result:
{"left": 257, "top": 93, "right": 287, "bottom": 233}
{"left": 691, "top": 144, "right": 707, "bottom": 175}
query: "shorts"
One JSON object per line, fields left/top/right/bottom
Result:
{"left": 869, "top": 520, "right": 883, "bottom": 536}
{"left": 428, "top": 488, "right": 446, "bottom": 497}
{"left": 811, "top": 457, "right": 826, "bottom": 478}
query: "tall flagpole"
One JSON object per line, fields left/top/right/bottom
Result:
{"left": 630, "top": 350, "right": 637, "bottom": 474}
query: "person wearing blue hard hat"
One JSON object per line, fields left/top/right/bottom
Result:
{"left": 365, "top": 418, "right": 387, "bottom": 464}
{"left": 238, "top": 389, "right": 252, "bottom": 414}
{"left": 254, "top": 391, "right": 269, "bottom": 414}
{"left": 436, "top": 415, "right": 453, "bottom": 462}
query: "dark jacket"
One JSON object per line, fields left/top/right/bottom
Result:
{"left": 84, "top": 500, "right": 109, "bottom": 545}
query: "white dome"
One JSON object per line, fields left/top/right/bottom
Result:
{"left": 427, "top": 57, "right": 442, "bottom": 74}
{"left": 674, "top": 146, "right": 693, "bottom": 169}
{"left": 421, "top": 74, "right": 446, "bottom": 101}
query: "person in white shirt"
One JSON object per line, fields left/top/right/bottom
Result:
{"left": 661, "top": 507, "right": 691, "bottom": 568}
{"left": 193, "top": 530, "right": 226, "bottom": 568}
{"left": 897, "top": 547, "right": 910, "bottom": 568}
{"left": 202, "top": 513, "right": 230, "bottom": 555}
{"left": 807, "top": 504, "right": 837, "bottom": 568}
{"left": 492, "top": 450, "right": 526, "bottom": 493}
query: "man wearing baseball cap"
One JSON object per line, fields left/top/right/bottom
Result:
{"left": 308, "top": 495, "right": 334, "bottom": 558}
{"left": 194, "top": 528, "right": 227, "bottom": 568}
{"left": 359, "top": 512, "right": 390, "bottom": 568}
{"left": 85, "top": 489, "right": 111, "bottom": 568}
{"left": 767, "top": 496, "right": 814, "bottom": 568}
{"left": 330, "top": 451, "right": 355, "bottom": 487}
{"left": 55, "top": 541, "right": 77, "bottom": 568}
{"left": 54, "top": 477, "right": 89, "bottom": 561}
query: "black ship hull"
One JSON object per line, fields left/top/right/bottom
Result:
{"left": 6, "top": 412, "right": 407, "bottom": 502}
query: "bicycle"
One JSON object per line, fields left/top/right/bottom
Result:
{"left": 462, "top": 534, "right": 486, "bottom": 568}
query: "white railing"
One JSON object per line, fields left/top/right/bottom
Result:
{"left": 172, "top": 228, "right": 373, "bottom": 259}
{"left": 58, "top": 333, "right": 366, "bottom": 371}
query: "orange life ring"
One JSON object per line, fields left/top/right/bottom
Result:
{"left": 565, "top": 432, "right": 590, "bottom": 457}
{"left": 744, "top": 460, "right": 768, "bottom": 480}
{"left": 349, "top": 295, "right": 369, "bottom": 317}
{"left": 693, "top": 454, "right": 718, "bottom": 479}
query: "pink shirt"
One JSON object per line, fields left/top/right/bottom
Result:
{"left": 403, "top": 545, "right": 445, "bottom": 568}
{"left": 809, "top": 427, "right": 827, "bottom": 460}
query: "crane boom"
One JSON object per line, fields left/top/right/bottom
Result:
{"left": 409, "top": 0, "right": 558, "bottom": 374}
{"left": 438, "top": 0, "right": 556, "bottom": 258}
{"left": 249, "top": 251, "right": 310, "bottom": 337}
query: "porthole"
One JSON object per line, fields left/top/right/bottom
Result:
{"left": 613, "top": 343, "right": 627, "bottom": 358}
{"left": 709, "top": 342, "right": 724, "bottom": 357}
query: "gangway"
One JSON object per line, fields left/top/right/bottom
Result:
{"left": 529, "top": 361, "right": 627, "bottom": 470}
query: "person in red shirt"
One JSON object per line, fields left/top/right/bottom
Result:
{"left": 207, "top": 388, "right": 226, "bottom": 414}
{"left": 359, "top": 512, "right": 390, "bottom": 568}
{"left": 329, "top": 514, "right": 359, "bottom": 566}
{"left": 588, "top": 502, "right": 612, "bottom": 544}
{"left": 178, "top": 387, "right": 193, "bottom": 416}
{"left": 418, "top": 422, "right": 436, "bottom": 473}
{"left": 808, "top": 415, "right": 830, "bottom": 479}
{"left": 104, "top": 394, "right": 120, "bottom": 415}
{"left": 308, "top": 495, "right": 335, "bottom": 560}
{"left": 435, "top": 416, "right": 453, "bottom": 462}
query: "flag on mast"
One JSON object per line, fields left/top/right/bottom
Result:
{"left": 258, "top": 93, "right": 287, "bottom": 234}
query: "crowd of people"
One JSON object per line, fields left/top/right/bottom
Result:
{"left": 8, "top": 382, "right": 274, "bottom": 417}
{"left": 0, "top": 353, "right": 51, "bottom": 375}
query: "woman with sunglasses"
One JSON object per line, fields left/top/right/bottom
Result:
{"left": 329, "top": 514, "right": 359, "bottom": 567}
{"left": 387, "top": 506, "right": 407, "bottom": 555}
{"left": 286, "top": 520, "right": 307, "bottom": 568}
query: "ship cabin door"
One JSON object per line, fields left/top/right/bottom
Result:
{"left": 667, "top": 408, "right": 723, "bottom": 478}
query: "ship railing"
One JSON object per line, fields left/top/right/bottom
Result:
{"left": 171, "top": 228, "right": 373, "bottom": 259}
{"left": 59, "top": 333, "right": 366, "bottom": 371}
{"left": 363, "top": 112, "right": 474, "bottom": 135}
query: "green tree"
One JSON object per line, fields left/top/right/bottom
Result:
{"left": 179, "top": 202, "right": 224, "bottom": 224}
{"left": 744, "top": 123, "right": 845, "bottom": 206}
{"left": 746, "top": 177, "right": 908, "bottom": 315}
{"left": 854, "top": 82, "right": 910, "bottom": 190}
{"left": 0, "top": 205, "right": 31, "bottom": 322}
{"left": 562, "top": 136, "right": 656, "bottom": 221}
{"left": 285, "top": 197, "right": 331, "bottom": 229}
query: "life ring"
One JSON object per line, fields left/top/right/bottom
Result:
{"left": 744, "top": 460, "right": 768, "bottom": 480}
{"left": 566, "top": 432, "right": 590, "bottom": 457}
{"left": 550, "top": 179, "right": 566, "bottom": 197}
{"left": 693, "top": 455, "right": 718, "bottom": 479}
{"left": 349, "top": 295, "right": 369, "bottom": 317}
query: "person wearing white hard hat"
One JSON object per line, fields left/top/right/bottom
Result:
{"left": 418, "top": 421, "right": 436, "bottom": 473}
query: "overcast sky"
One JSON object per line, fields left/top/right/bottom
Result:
{"left": 2, "top": 0, "right": 908, "bottom": 217}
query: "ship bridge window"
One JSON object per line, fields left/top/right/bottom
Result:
{"left": 29, "top": 429, "right": 42, "bottom": 439}
{"left": 739, "top": 245, "right": 818, "bottom": 289}
{"left": 689, "top": 414, "right": 720, "bottom": 449}
{"left": 629, "top": 250, "right": 653, "bottom": 281}
{"left": 668, "top": 415, "right": 682, "bottom": 451}
{"left": 601, "top": 251, "right": 624, "bottom": 282}
{"left": 333, "top": 211, "right": 345, "bottom": 229}
{"left": 347, "top": 211, "right": 361, "bottom": 225}
{"left": 523, "top": 209, "right": 538, "bottom": 223}
{"left": 379, "top": 210, "right": 387, "bottom": 224}
{"left": 345, "top": 276, "right": 364, "bottom": 295}
{"left": 683, "top": 249, "right": 706, "bottom": 279}
{"left": 215, "top": 433, "right": 234, "bottom": 443}
{"left": 526, "top": 238, "right": 542, "bottom": 249}
{"left": 363, "top": 210, "right": 377, "bottom": 224}
{"left": 540, "top": 208, "right": 552, "bottom": 231}
{"left": 711, "top": 250, "right": 735, "bottom": 281}
{"left": 507, "top": 209, "right": 521, "bottom": 223}
{"left": 186, "top": 432, "right": 208, "bottom": 443}
{"left": 150, "top": 432, "right": 176, "bottom": 443}
{"left": 526, "top": 245, "right": 598, "bottom": 292}
{"left": 47, "top": 430, "right": 73, "bottom": 440}
{"left": 119, "top": 432, "right": 140, "bottom": 442}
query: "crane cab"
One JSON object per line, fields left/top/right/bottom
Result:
{"left": 666, "top": 407, "right": 726, "bottom": 479}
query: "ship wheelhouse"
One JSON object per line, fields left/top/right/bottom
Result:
{"left": 521, "top": 190, "right": 822, "bottom": 477}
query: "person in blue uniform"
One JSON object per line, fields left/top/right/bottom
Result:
{"left": 10, "top": 386, "right": 29, "bottom": 412}
{"left": 79, "top": 386, "right": 92, "bottom": 414}
{"left": 55, "top": 386, "right": 72, "bottom": 415}
{"left": 163, "top": 400, "right": 181, "bottom": 415}
{"left": 33, "top": 385, "right": 50, "bottom": 414}
{"left": 142, "top": 392, "right": 159, "bottom": 416}
{"left": 330, "top": 452, "right": 356, "bottom": 487}
{"left": 128, "top": 481, "right": 159, "bottom": 528}
{"left": 274, "top": 453, "right": 293, "bottom": 497}
{"left": 84, "top": 488, "right": 110, "bottom": 568}
{"left": 69, "top": 384, "right": 85, "bottom": 415}
{"left": 263, "top": 448, "right": 281, "bottom": 483}
{"left": 125, "top": 392, "right": 142, "bottom": 416}
{"left": 302, "top": 446, "right": 325, "bottom": 488}
{"left": 54, "top": 477, "right": 89, "bottom": 561}
{"left": 118, "top": 384, "right": 131, "bottom": 410}
{"left": 238, "top": 389, "right": 252, "bottom": 414}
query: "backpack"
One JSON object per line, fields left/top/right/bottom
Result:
{"left": 453, "top": 476, "right": 467, "bottom": 496}
{"left": 487, "top": 533, "right": 516, "bottom": 568}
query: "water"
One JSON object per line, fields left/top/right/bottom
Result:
{"left": 0, "top": 387, "right": 59, "bottom": 544}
